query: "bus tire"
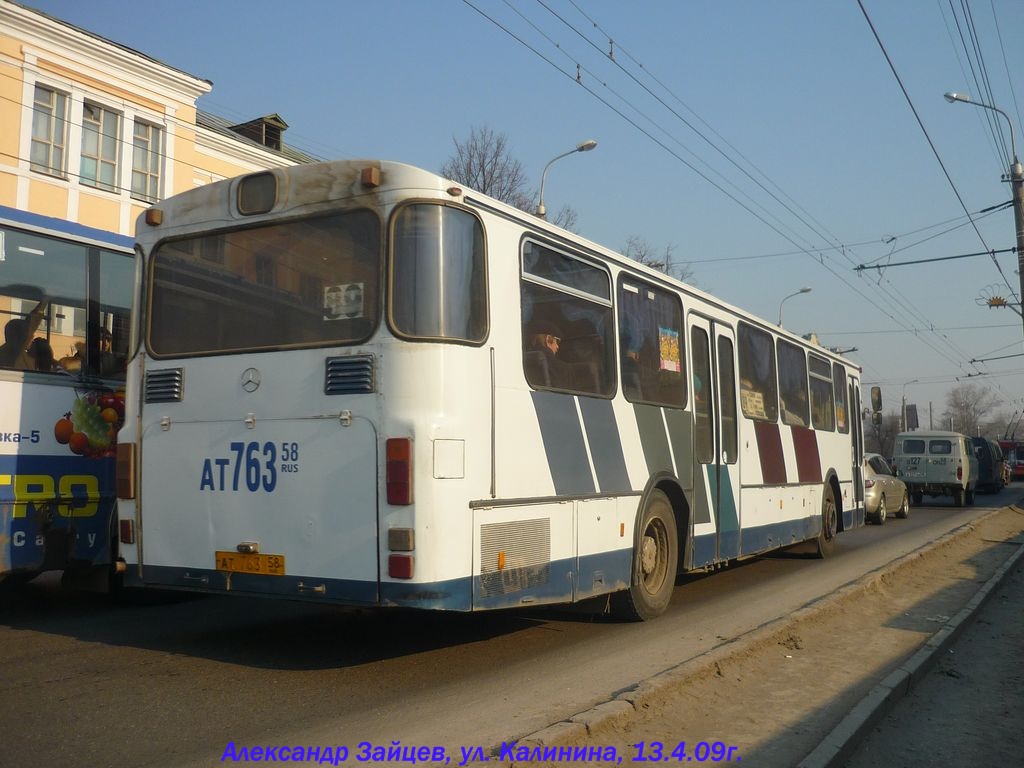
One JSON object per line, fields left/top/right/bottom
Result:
{"left": 965, "top": 487, "right": 975, "bottom": 505}
{"left": 813, "top": 483, "right": 838, "bottom": 558}
{"left": 611, "top": 489, "right": 678, "bottom": 621}
{"left": 953, "top": 487, "right": 964, "bottom": 507}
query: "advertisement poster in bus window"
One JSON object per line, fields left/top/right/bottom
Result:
{"left": 323, "top": 282, "right": 364, "bottom": 320}
{"left": 659, "top": 327, "right": 681, "bottom": 372}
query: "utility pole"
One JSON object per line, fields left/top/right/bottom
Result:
{"left": 945, "top": 93, "right": 1024, "bottom": 336}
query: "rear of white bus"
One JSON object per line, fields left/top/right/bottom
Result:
{"left": 116, "top": 162, "right": 490, "bottom": 609}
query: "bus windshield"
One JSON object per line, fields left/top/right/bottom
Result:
{"left": 147, "top": 209, "right": 380, "bottom": 357}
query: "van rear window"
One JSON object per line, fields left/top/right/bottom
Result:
{"left": 929, "top": 440, "right": 953, "bottom": 455}
{"left": 902, "top": 439, "right": 925, "bottom": 454}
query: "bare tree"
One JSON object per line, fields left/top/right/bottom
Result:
{"left": 622, "top": 235, "right": 694, "bottom": 283}
{"left": 440, "top": 125, "right": 533, "bottom": 210}
{"left": 941, "top": 383, "right": 1000, "bottom": 436}
{"left": 441, "top": 125, "right": 580, "bottom": 232}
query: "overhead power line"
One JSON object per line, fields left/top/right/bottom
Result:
{"left": 855, "top": 246, "right": 1016, "bottom": 271}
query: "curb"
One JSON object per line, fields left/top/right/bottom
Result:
{"left": 796, "top": 505, "right": 1024, "bottom": 768}
{"left": 486, "top": 504, "right": 1024, "bottom": 763}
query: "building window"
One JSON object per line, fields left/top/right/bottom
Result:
{"left": 132, "top": 121, "right": 162, "bottom": 202}
{"left": 81, "top": 102, "right": 120, "bottom": 192}
{"left": 30, "top": 85, "right": 68, "bottom": 177}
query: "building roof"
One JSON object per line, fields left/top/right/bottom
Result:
{"left": 196, "top": 111, "right": 320, "bottom": 164}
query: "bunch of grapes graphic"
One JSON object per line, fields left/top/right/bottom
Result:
{"left": 54, "top": 391, "right": 125, "bottom": 457}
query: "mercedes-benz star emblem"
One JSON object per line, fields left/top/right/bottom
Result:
{"left": 240, "top": 367, "right": 261, "bottom": 393}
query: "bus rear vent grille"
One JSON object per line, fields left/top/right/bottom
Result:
{"left": 479, "top": 518, "right": 550, "bottom": 597}
{"left": 325, "top": 355, "right": 375, "bottom": 395}
{"left": 144, "top": 368, "right": 183, "bottom": 403}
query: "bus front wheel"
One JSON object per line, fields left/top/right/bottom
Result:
{"left": 611, "top": 489, "right": 678, "bottom": 621}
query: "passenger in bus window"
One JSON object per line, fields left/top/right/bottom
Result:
{"left": 0, "top": 298, "right": 48, "bottom": 370}
{"left": 27, "top": 337, "right": 57, "bottom": 372}
{"left": 98, "top": 328, "right": 122, "bottom": 377}
{"left": 524, "top": 320, "right": 572, "bottom": 389}
{"left": 59, "top": 341, "right": 84, "bottom": 372}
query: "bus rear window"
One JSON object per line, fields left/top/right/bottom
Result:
{"left": 390, "top": 204, "right": 486, "bottom": 343}
{"left": 902, "top": 439, "right": 926, "bottom": 454}
{"left": 929, "top": 440, "right": 952, "bottom": 455}
{"left": 148, "top": 210, "right": 380, "bottom": 356}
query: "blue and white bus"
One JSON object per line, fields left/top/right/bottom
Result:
{"left": 116, "top": 161, "right": 865, "bottom": 620}
{"left": 0, "top": 205, "right": 132, "bottom": 588}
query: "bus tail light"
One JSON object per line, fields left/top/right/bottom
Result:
{"left": 388, "top": 554, "right": 414, "bottom": 579}
{"left": 119, "top": 519, "right": 135, "bottom": 545}
{"left": 116, "top": 442, "right": 136, "bottom": 499}
{"left": 956, "top": 465, "right": 963, "bottom": 481}
{"left": 386, "top": 438, "right": 413, "bottom": 505}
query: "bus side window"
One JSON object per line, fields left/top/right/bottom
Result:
{"left": 777, "top": 339, "right": 809, "bottom": 428}
{"left": 616, "top": 277, "right": 685, "bottom": 408}
{"left": 737, "top": 322, "right": 778, "bottom": 422}
{"left": 520, "top": 241, "right": 614, "bottom": 397}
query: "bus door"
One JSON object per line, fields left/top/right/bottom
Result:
{"left": 688, "top": 317, "right": 740, "bottom": 565}
{"left": 849, "top": 377, "right": 865, "bottom": 523}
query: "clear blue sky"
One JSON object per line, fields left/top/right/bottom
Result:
{"left": 23, "top": 0, "right": 1024, "bottom": 431}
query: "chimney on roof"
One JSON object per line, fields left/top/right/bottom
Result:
{"left": 228, "top": 114, "right": 288, "bottom": 151}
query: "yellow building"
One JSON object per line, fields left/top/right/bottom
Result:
{"left": 0, "top": 0, "right": 313, "bottom": 374}
{"left": 0, "top": 0, "right": 313, "bottom": 234}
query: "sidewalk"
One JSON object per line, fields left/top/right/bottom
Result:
{"left": 486, "top": 505, "right": 1024, "bottom": 768}
{"left": 839, "top": 539, "right": 1024, "bottom": 766}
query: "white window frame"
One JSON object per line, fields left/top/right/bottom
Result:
{"left": 131, "top": 120, "right": 162, "bottom": 202}
{"left": 29, "top": 84, "right": 69, "bottom": 178}
{"left": 80, "top": 101, "right": 121, "bottom": 192}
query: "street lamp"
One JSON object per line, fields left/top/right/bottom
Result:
{"left": 901, "top": 378, "right": 919, "bottom": 432}
{"left": 535, "top": 139, "right": 598, "bottom": 219}
{"left": 944, "top": 91, "right": 1024, "bottom": 336}
{"left": 776, "top": 287, "right": 811, "bottom": 326}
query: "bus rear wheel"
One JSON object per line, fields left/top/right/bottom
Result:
{"left": 611, "top": 489, "right": 678, "bottom": 621}
{"left": 814, "top": 483, "right": 838, "bottom": 558}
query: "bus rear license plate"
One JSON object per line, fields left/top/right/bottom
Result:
{"left": 215, "top": 551, "right": 285, "bottom": 576}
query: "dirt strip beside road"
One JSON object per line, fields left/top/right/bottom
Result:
{"left": 485, "top": 505, "right": 1024, "bottom": 768}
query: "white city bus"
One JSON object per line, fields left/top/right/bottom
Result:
{"left": 1, "top": 205, "right": 132, "bottom": 588}
{"left": 116, "top": 160, "right": 865, "bottom": 620}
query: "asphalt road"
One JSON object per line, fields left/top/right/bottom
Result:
{"left": 0, "top": 489, "right": 1015, "bottom": 768}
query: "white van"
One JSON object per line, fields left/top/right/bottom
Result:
{"left": 892, "top": 431, "right": 978, "bottom": 506}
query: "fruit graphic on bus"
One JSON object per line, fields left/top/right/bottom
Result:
{"left": 54, "top": 390, "right": 125, "bottom": 458}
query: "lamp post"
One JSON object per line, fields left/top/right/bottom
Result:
{"left": 944, "top": 92, "right": 1024, "bottom": 336}
{"left": 535, "top": 139, "right": 598, "bottom": 219}
{"left": 901, "top": 378, "right": 919, "bottom": 432}
{"left": 777, "top": 287, "right": 811, "bottom": 326}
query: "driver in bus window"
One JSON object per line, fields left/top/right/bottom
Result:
{"left": 0, "top": 298, "right": 48, "bottom": 370}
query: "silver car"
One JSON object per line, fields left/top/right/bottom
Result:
{"left": 864, "top": 452, "right": 909, "bottom": 525}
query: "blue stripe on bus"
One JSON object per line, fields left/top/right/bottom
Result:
{"left": 130, "top": 566, "right": 384, "bottom": 606}
{"left": 739, "top": 516, "right": 819, "bottom": 556}
{"left": 129, "top": 512, "right": 838, "bottom": 611}
{"left": 632, "top": 404, "right": 673, "bottom": 476}
{"left": 0, "top": 204, "right": 133, "bottom": 249}
{"left": 711, "top": 466, "right": 739, "bottom": 532}
{"left": 578, "top": 398, "right": 631, "bottom": 493}
{"left": 531, "top": 391, "right": 595, "bottom": 495}
{"left": 664, "top": 408, "right": 692, "bottom": 485}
